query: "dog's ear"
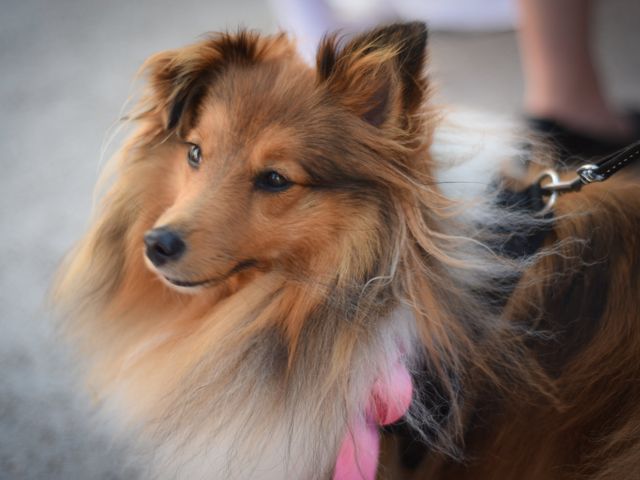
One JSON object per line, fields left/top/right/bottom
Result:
{"left": 140, "top": 31, "right": 292, "bottom": 135}
{"left": 316, "top": 22, "right": 428, "bottom": 128}
{"left": 142, "top": 46, "right": 215, "bottom": 135}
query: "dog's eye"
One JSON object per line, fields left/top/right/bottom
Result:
{"left": 187, "top": 144, "right": 202, "bottom": 168}
{"left": 254, "top": 170, "right": 292, "bottom": 192}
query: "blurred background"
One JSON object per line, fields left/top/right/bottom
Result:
{"left": 1, "top": 0, "right": 638, "bottom": 478}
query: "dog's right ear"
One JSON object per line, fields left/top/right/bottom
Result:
{"left": 139, "top": 31, "right": 294, "bottom": 136}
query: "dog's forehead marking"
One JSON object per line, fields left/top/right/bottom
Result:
{"left": 219, "top": 62, "right": 314, "bottom": 129}
{"left": 191, "top": 62, "right": 320, "bottom": 167}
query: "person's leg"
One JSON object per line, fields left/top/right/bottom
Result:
{"left": 518, "top": 0, "right": 632, "bottom": 140}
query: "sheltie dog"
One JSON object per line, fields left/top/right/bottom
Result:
{"left": 54, "top": 23, "right": 640, "bottom": 479}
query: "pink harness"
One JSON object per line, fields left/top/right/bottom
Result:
{"left": 333, "top": 361, "right": 413, "bottom": 480}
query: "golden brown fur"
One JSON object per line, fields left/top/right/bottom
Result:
{"left": 54, "top": 23, "right": 640, "bottom": 479}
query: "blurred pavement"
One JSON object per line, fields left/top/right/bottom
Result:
{"left": 1, "top": 1, "right": 638, "bottom": 478}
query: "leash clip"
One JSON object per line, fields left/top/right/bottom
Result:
{"left": 532, "top": 139, "right": 640, "bottom": 216}
{"left": 535, "top": 163, "right": 606, "bottom": 215}
{"left": 576, "top": 164, "right": 606, "bottom": 184}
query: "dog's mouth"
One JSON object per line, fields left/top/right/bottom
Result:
{"left": 163, "top": 276, "right": 220, "bottom": 288}
{"left": 161, "top": 260, "right": 258, "bottom": 289}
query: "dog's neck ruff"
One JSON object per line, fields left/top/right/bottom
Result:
{"left": 333, "top": 111, "right": 533, "bottom": 479}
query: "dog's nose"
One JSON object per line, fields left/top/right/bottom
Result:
{"left": 144, "top": 227, "right": 186, "bottom": 267}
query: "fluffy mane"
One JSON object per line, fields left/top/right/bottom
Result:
{"left": 53, "top": 27, "right": 570, "bottom": 478}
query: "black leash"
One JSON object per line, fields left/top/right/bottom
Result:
{"left": 536, "top": 139, "right": 640, "bottom": 214}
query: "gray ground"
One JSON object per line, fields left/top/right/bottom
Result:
{"left": 1, "top": 1, "right": 638, "bottom": 479}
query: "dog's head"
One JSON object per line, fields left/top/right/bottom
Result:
{"left": 135, "top": 24, "right": 429, "bottom": 293}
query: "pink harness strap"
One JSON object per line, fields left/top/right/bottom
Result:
{"left": 333, "top": 360, "right": 413, "bottom": 480}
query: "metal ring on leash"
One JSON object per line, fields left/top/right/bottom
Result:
{"left": 535, "top": 169, "right": 560, "bottom": 216}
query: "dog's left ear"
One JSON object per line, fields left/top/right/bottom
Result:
{"left": 316, "top": 22, "right": 428, "bottom": 128}
{"left": 139, "top": 31, "right": 295, "bottom": 136}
